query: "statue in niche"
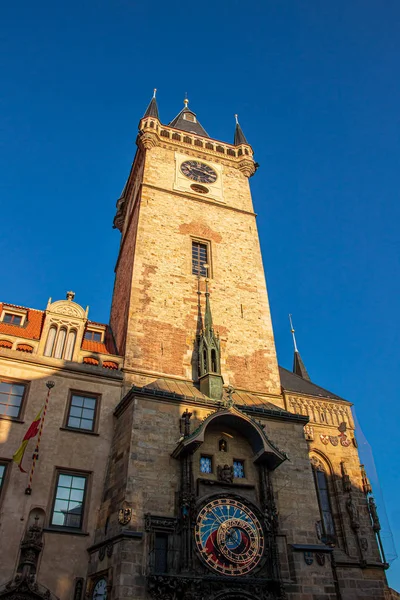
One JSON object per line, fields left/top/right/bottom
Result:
{"left": 217, "top": 464, "right": 233, "bottom": 484}
{"left": 219, "top": 438, "right": 227, "bottom": 452}
{"left": 346, "top": 494, "right": 360, "bottom": 530}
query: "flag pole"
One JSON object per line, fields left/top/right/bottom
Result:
{"left": 25, "top": 380, "right": 55, "bottom": 495}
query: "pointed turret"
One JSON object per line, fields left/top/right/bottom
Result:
{"left": 143, "top": 89, "right": 159, "bottom": 119}
{"left": 289, "top": 315, "right": 311, "bottom": 381}
{"left": 198, "top": 275, "right": 223, "bottom": 400}
{"left": 234, "top": 114, "right": 249, "bottom": 145}
{"left": 169, "top": 97, "right": 209, "bottom": 137}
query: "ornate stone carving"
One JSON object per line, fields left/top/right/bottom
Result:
{"left": 360, "top": 464, "right": 372, "bottom": 495}
{"left": 48, "top": 300, "right": 85, "bottom": 318}
{"left": 346, "top": 494, "right": 360, "bottom": 531}
{"left": 145, "top": 514, "right": 178, "bottom": 532}
{"left": 118, "top": 502, "right": 132, "bottom": 525}
{"left": 139, "top": 132, "right": 159, "bottom": 150}
{"left": 368, "top": 497, "right": 381, "bottom": 532}
{"left": 217, "top": 464, "right": 233, "bottom": 483}
{"left": 147, "top": 575, "right": 278, "bottom": 600}
{"left": 238, "top": 159, "right": 256, "bottom": 178}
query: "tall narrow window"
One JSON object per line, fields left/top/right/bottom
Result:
{"left": 154, "top": 533, "right": 169, "bottom": 573}
{"left": 64, "top": 330, "right": 77, "bottom": 361}
{"left": 44, "top": 326, "right": 57, "bottom": 357}
{"left": 311, "top": 457, "right": 336, "bottom": 544}
{"left": 0, "top": 463, "right": 7, "bottom": 495}
{"left": 51, "top": 472, "right": 88, "bottom": 530}
{"left": 54, "top": 328, "right": 67, "bottom": 359}
{"left": 211, "top": 349, "right": 217, "bottom": 372}
{"left": 192, "top": 241, "right": 208, "bottom": 277}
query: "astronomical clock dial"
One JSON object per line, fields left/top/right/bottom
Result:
{"left": 180, "top": 160, "right": 217, "bottom": 184}
{"left": 194, "top": 497, "right": 265, "bottom": 576}
{"left": 92, "top": 578, "right": 107, "bottom": 600}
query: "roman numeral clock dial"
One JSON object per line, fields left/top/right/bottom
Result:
{"left": 180, "top": 160, "right": 217, "bottom": 184}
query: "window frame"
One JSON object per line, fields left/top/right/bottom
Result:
{"left": 191, "top": 238, "right": 212, "bottom": 278}
{"left": 63, "top": 390, "right": 100, "bottom": 434}
{"left": 84, "top": 330, "right": 103, "bottom": 343}
{"left": 311, "top": 458, "right": 337, "bottom": 545}
{"left": 0, "top": 460, "right": 10, "bottom": 506}
{"left": 0, "top": 307, "right": 27, "bottom": 327}
{"left": 49, "top": 468, "right": 90, "bottom": 533}
{"left": 233, "top": 459, "right": 246, "bottom": 479}
{"left": 199, "top": 454, "right": 213, "bottom": 475}
{"left": 0, "top": 377, "right": 29, "bottom": 422}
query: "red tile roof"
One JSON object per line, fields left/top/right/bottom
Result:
{"left": 0, "top": 302, "right": 119, "bottom": 356}
{"left": 16, "top": 344, "right": 34, "bottom": 353}
{"left": 0, "top": 303, "right": 44, "bottom": 340}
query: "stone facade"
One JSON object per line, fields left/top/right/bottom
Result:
{"left": 0, "top": 98, "right": 394, "bottom": 600}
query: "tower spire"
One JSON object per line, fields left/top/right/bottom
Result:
{"left": 143, "top": 89, "right": 160, "bottom": 119}
{"left": 198, "top": 269, "right": 223, "bottom": 400}
{"left": 288, "top": 314, "right": 310, "bottom": 381}
{"left": 234, "top": 114, "right": 249, "bottom": 145}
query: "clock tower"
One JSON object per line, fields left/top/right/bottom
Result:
{"left": 110, "top": 93, "right": 282, "bottom": 402}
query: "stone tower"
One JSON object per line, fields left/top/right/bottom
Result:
{"left": 110, "top": 93, "right": 281, "bottom": 400}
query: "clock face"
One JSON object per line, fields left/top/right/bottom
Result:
{"left": 180, "top": 160, "right": 217, "bottom": 184}
{"left": 194, "top": 497, "right": 265, "bottom": 576}
{"left": 92, "top": 578, "right": 107, "bottom": 600}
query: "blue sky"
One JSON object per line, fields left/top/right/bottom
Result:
{"left": 2, "top": 0, "right": 400, "bottom": 588}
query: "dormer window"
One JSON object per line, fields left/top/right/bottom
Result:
{"left": 183, "top": 113, "right": 196, "bottom": 123}
{"left": 1, "top": 308, "right": 27, "bottom": 327}
{"left": 3, "top": 314, "right": 22, "bottom": 326}
{"left": 84, "top": 330, "right": 102, "bottom": 342}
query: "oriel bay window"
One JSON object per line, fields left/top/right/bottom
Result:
{"left": 44, "top": 325, "right": 77, "bottom": 361}
{"left": 50, "top": 471, "right": 88, "bottom": 530}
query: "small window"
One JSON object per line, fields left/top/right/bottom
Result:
{"left": 66, "top": 393, "right": 97, "bottom": 431}
{"left": 84, "top": 331, "right": 102, "bottom": 342}
{"left": 3, "top": 314, "right": 22, "bottom": 326}
{"left": 200, "top": 455, "right": 212, "bottom": 474}
{"left": 192, "top": 241, "right": 209, "bottom": 277}
{"left": 0, "top": 381, "right": 26, "bottom": 419}
{"left": 154, "top": 533, "right": 168, "bottom": 573}
{"left": 51, "top": 472, "right": 88, "bottom": 530}
{"left": 0, "top": 463, "right": 7, "bottom": 494}
{"left": 184, "top": 113, "right": 196, "bottom": 123}
{"left": 233, "top": 460, "right": 245, "bottom": 479}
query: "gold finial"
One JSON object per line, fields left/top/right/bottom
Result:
{"left": 184, "top": 93, "right": 189, "bottom": 107}
{"left": 153, "top": 88, "right": 157, "bottom": 98}
{"left": 234, "top": 114, "right": 239, "bottom": 124}
{"left": 288, "top": 314, "right": 299, "bottom": 353}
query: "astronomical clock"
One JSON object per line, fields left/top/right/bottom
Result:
{"left": 195, "top": 497, "right": 265, "bottom": 577}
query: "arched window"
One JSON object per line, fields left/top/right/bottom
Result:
{"left": 311, "top": 456, "right": 336, "bottom": 544}
{"left": 203, "top": 348, "right": 207, "bottom": 371}
{"left": 54, "top": 328, "right": 67, "bottom": 359}
{"left": 64, "top": 330, "right": 77, "bottom": 361}
{"left": 211, "top": 349, "right": 217, "bottom": 372}
{"left": 44, "top": 326, "right": 57, "bottom": 357}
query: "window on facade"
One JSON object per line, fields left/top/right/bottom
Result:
{"left": 0, "top": 463, "right": 7, "bottom": 494}
{"left": 200, "top": 455, "right": 212, "bottom": 474}
{"left": 51, "top": 472, "right": 88, "bottom": 529}
{"left": 3, "top": 313, "right": 22, "bottom": 326}
{"left": 233, "top": 460, "right": 245, "bottom": 479}
{"left": 44, "top": 326, "right": 76, "bottom": 361}
{"left": 312, "top": 460, "right": 336, "bottom": 543}
{"left": 192, "top": 241, "right": 209, "bottom": 277}
{"left": 67, "top": 394, "right": 97, "bottom": 431}
{"left": 84, "top": 330, "right": 102, "bottom": 342}
{"left": 154, "top": 533, "right": 169, "bottom": 573}
{"left": 0, "top": 381, "right": 25, "bottom": 418}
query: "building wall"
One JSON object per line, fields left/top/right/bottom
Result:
{"left": 0, "top": 349, "right": 122, "bottom": 599}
